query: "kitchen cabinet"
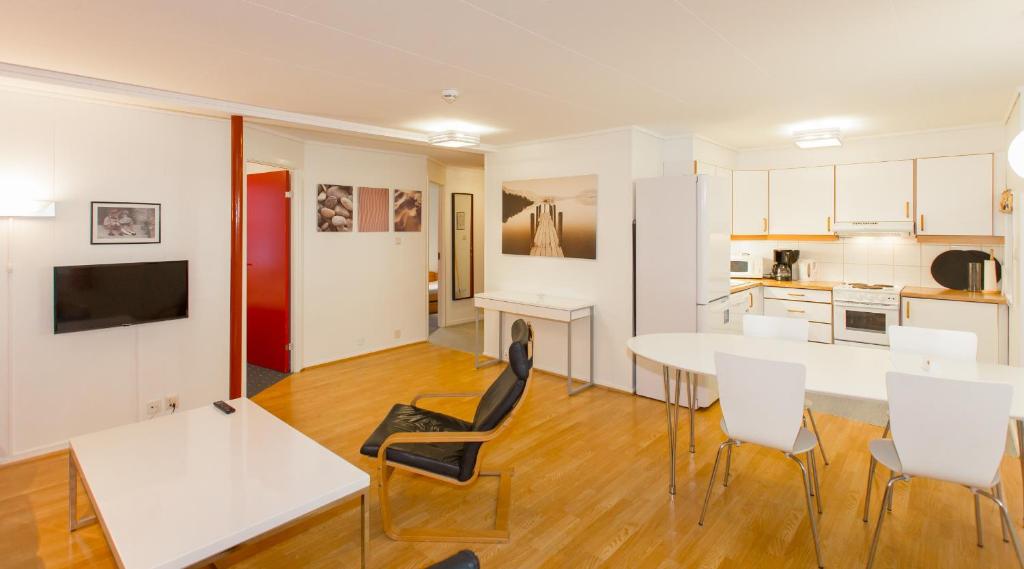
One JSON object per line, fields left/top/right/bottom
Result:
{"left": 727, "top": 287, "right": 763, "bottom": 333}
{"left": 732, "top": 171, "right": 769, "bottom": 235}
{"left": 769, "top": 166, "right": 835, "bottom": 235}
{"left": 900, "top": 297, "right": 1005, "bottom": 363}
{"left": 916, "top": 154, "right": 993, "bottom": 236}
{"left": 835, "top": 160, "right": 913, "bottom": 222}
{"left": 696, "top": 160, "right": 733, "bottom": 181}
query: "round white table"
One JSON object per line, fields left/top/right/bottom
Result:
{"left": 628, "top": 332, "right": 1024, "bottom": 520}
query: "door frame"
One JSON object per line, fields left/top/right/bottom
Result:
{"left": 432, "top": 181, "right": 446, "bottom": 329}
{"left": 243, "top": 160, "right": 304, "bottom": 396}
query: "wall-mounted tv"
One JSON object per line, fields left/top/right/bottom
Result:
{"left": 54, "top": 261, "right": 188, "bottom": 334}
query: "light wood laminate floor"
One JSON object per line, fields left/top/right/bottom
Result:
{"left": 1, "top": 342, "right": 1021, "bottom": 568}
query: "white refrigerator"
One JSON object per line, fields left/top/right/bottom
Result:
{"left": 633, "top": 174, "right": 731, "bottom": 407}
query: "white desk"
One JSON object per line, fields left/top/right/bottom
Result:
{"left": 69, "top": 398, "right": 371, "bottom": 568}
{"left": 628, "top": 333, "right": 1024, "bottom": 513}
{"left": 474, "top": 290, "right": 595, "bottom": 395}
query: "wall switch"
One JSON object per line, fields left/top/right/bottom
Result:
{"left": 165, "top": 394, "right": 179, "bottom": 412}
{"left": 356, "top": 337, "right": 365, "bottom": 347}
{"left": 394, "top": 329, "right": 401, "bottom": 339}
{"left": 394, "top": 236, "right": 402, "bottom": 245}
{"left": 145, "top": 400, "right": 161, "bottom": 417}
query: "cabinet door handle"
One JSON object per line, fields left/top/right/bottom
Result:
{"left": 787, "top": 292, "right": 806, "bottom": 297}
{"left": 905, "top": 201, "right": 910, "bottom": 218}
{"left": 919, "top": 214, "right": 925, "bottom": 232}
{"left": 762, "top": 217, "right": 768, "bottom": 233}
{"left": 826, "top": 216, "right": 831, "bottom": 232}
{"left": 787, "top": 308, "right": 806, "bottom": 314}
{"left": 748, "top": 292, "right": 753, "bottom": 308}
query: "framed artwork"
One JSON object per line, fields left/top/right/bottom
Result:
{"left": 456, "top": 211, "right": 466, "bottom": 230}
{"left": 357, "top": 187, "right": 389, "bottom": 232}
{"left": 91, "top": 202, "right": 161, "bottom": 244}
{"left": 316, "top": 184, "right": 353, "bottom": 232}
{"left": 501, "top": 174, "right": 597, "bottom": 259}
{"left": 393, "top": 189, "right": 422, "bottom": 232}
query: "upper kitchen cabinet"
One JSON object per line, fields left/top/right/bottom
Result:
{"left": 696, "top": 160, "right": 733, "bottom": 181}
{"left": 916, "top": 154, "right": 993, "bottom": 236}
{"left": 835, "top": 160, "right": 913, "bottom": 222}
{"left": 768, "top": 165, "right": 835, "bottom": 235}
{"left": 732, "top": 170, "right": 769, "bottom": 235}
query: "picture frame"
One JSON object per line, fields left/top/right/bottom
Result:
{"left": 91, "top": 202, "right": 161, "bottom": 245}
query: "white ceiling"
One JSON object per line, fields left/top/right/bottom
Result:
{"left": 0, "top": 0, "right": 1021, "bottom": 149}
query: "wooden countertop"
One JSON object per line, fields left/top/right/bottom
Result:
{"left": 730, "top": 279, "right": 840, "bottom": 294}
{"left": 901, "top": 286, "right": 1007, "bottom": 305}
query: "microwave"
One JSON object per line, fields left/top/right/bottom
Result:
{"left": 730, "top": 253, "right": 764, "bottom": 278}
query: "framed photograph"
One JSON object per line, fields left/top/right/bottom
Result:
{"left": 501, "top": 174, "right": 597, "bottom": 259}
{"left": 393, "top": 189, "right": 422, "bottom": 232}
{"left": 91, "top": 202, "right": 161, "bottom": 244}
{"left": 316, "top": 184, "right": 354, "bottom": 232}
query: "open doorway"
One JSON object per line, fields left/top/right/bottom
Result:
{"left": 246, "top": 164, "right": 292, "bottom": 396}
{"left": 428, "top": 182, "right": 442, "bottom": 333}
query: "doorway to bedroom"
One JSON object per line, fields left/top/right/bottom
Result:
{"left": 428, "top": 181, "right": 441, "bottom": 334}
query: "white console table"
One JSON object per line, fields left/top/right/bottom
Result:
{"left": 474, "top": 290, "right": 595, "bottom": 396}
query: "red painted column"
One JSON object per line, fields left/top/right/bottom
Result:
{"left": 230, "top": 115, "right": 244, "bottom": 399}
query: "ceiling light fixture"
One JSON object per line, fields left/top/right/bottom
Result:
{"left": 1010, "top": 131, "right": 1024, "bottom": 178}
{"left": 428, "top": 130, "right": 480, "bottom": 148}
{"left": 794, "top": 128, "right": 842, "bottom": 149}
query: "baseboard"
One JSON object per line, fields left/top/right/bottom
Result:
{"left": 0, "top": 442, "right": 68, "bottom": 467}
{"left": 302, "top": 339, "right": 428, "bottom": 371}
{"left": 443, "top": 316, "right": 476, "bottom": 326}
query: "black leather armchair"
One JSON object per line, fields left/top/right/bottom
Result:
{"left": 425, "top": 550, "right": 480, "bottom": 569}
{"left": 360, "top": 319, "right": 533, "bottom": 542}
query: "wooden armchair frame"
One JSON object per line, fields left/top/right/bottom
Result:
{"left": 376, "top": 379, "right": 532, "bottom": 543}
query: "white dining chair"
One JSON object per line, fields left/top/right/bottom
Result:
{"left": 700, "top": 351, "right": 825, "bottom": 569}
{"left": 862, "top": 325, "right": 979, "bottom": 522}
{"left": 743, "top": 314, "right": 829, "bottom": 467}
{"left": 866, "top": 372, "right": 1023, "bottom": 569}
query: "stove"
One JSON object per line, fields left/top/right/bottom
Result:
{"left": 832, "top": 283, "right": 903, "bottom": 347}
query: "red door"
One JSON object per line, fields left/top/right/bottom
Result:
{"left": 246, "top": 170, "right": 291, "bottom": 373}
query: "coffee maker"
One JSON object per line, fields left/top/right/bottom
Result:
{"left": 772, "top": 249, "right": 800, "bottom": 281}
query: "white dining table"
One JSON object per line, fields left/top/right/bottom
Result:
{"left": 628, "top": 332, "right": 1024, "bottom": 521}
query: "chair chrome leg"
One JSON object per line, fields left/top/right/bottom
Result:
{"left": 998, "top": 482, "right": 1011, "bottom": 543}
{"left": 867, "top": 474, "right": 908, "bottom": 569}
{"left": 863, "top": 455, "right": 877, "bottom": 523}
{"left": 806, "top": 408, "right": 829, "bottom": 466}
{"left": 809, "top": 449, "right": 822, "bottom": 515}
{"left": 786, "top": 454, "right": 825, "bottom": 569}
{"left": 699, "top": 441, "right": 733, "bottom": 526}
{"left": 723, "top": 444, "right": 733, "bottom": 487}
{"left": 975, "top": 492, "right": 985, "bottom": 548}
{"left": 978, "top": 488, "right": 1024, "bottom": 569}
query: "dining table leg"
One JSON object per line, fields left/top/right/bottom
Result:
{"left": 685, "top": 371, "right": 696, "bottom": 454}
{"left": 663, "top": 366, "right": 682, "bottom": 495}
{"left": 1017, "top": 419, "right": 1024, "bottom": 526}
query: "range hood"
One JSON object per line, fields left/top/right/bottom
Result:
{"left": 832, "top": 220, "right": 915, "bottom": 236}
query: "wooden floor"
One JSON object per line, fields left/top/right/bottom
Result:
{"left": 2, "top": 341, "right": 1022, "bottom": 568}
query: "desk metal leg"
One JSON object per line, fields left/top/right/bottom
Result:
{"left": 686, "top": 371, "right": 696, "bottom": 454}
{"left": 567, "top": 307, "right": 596, "bottom": 396}
{"left": 664, "top": 366, "right": 682, "bottom": 495}
{"left": 360, "top": 491, "right": 369, "bottom": 568}
{"left": 1017, "top": 419, "right": 1024, "bottom": 526}
{"left": 68, "top": 451, "right": 96, "bottom": 531}
{"left": 473, "top": 308, "right": 501, "bottom": 370}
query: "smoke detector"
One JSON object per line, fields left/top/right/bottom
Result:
{"left": 440, "top": 88, "right": 459, "bottom": 104}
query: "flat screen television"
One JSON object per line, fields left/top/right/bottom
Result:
{"left": 54, "top": 260, "right": 188, "bottom": 334}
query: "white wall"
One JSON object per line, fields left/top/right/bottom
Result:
{"left": 1007, "top": 90, "right": 1023, "bottom": 364}
{"left": 485, "top": 128, "right": 647, "bottom": 392}
{"left": 302, "top": 143, "right": 428, "bottom": 366}
{"left": 694, "top": 136, "right": 737, "bottom": 170}
{"left": 0, "top": 88, "right": 230, "bottom": 460}
{"left": 441, "top": 166, "right": 484, "bottom": 325}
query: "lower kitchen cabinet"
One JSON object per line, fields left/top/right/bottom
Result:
{"left": 728, "top": 287, "right": 764, "bottom": 333}
{"left": 900, "top": 297, "right": 1007, "bottom": 363}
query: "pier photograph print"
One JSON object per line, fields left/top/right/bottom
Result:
{"left": 501, "top": 174, "right": 597, "bottom": 260}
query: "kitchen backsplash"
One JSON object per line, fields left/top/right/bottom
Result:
{"left": 731, "top": 238, "right": 1005, "bottom": 289}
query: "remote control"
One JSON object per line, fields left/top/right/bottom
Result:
{"left": 213, "top": 400, "right": 235, "bottom": 415}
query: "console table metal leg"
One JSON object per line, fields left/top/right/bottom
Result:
{"left": 567, "top": 308, "right": 596, "bottom": 396}
{"left": 664, "top": 366, "right": 682, "bottom": 495}
{"left": 473, "top": 307, "right": 501, "bottom": 370}
{"left": 360, "top": 491, "right": 368, "bottom": 568}
{"left": 68, "top": 451, "right": 96, "bottom": 531}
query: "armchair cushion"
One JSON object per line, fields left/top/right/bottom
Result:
{"left": 426, "top": 550, "right": 480, "bottom": 569}
{"left": 360, "top": 404, "right": 473, "bottom": 480}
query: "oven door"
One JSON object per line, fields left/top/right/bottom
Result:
{"left": 833, "top": 303, "right": 898, "bottom": 346}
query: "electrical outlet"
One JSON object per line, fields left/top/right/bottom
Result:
{"left": 145, "top": 400, "right": 161, "bottom": 417}
{"left": 165, "top": 394, "right": 179, "bottom": 412}
{"left": 393, "top": 329, "right": 401, "bottom": 339}
{"left": 394, "top": 236, "right": 402, "bottom": 245}
{"left": 356, "top": 337, "right": 365, "bottom": 347}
